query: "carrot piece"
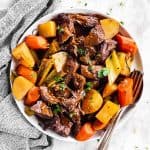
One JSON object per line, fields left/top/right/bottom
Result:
{"left": 25, "top": 35, "right": 49, "bottom": 50}
{"left": 115, "top": 34, "right": 137, "bottom": 55}
{"left": 16, "top": 65, "right": 37, "bottom": 83}
{"left": 118, "top": 78, "right": 133, "bottom": 106}
{"left": 24, "top": 86, "right": 40, "bottom": 106}
{"left": 92, "top": 120, "right": 108, "bottom": 131}
{"left": 76, "top": 122, "right": 96, "bottom": 141}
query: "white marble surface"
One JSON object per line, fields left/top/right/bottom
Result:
{"left": 1, "top": 0, "right": 150, "bottom": 149}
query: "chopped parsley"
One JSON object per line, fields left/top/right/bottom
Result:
{"left": 54, "top": 75, "right": 64, "bottom": 83}
{"left": 84, "top": 3, "right": 87, "bottom": 6}
{"left": 78, "top": 48, "right": 86, "bottom": 56}
{"left": 69, "top": 112, "right": 76, "bottom": 118}
{"left": 97, "top": 139, "right": 100, "bottom": 142}
{"left": 57, "top": 26, "right": 64, "bottom": 33}
{"left": 120, "top": 21, "right": 124, "bottom": 25}
{"left": 59, "top": 82, "right": 66, "bottom": 91}
{"left": 88, "top": 65, "right": 94, "bottom": 71}
{"left": 119, "top": 1, "right": 125, "bottom": 7}
{"left": 53, "top": 104, "right": 62, "bottom": 114}
{"left": 85, "top": 82, "right": 93, "bottom": 92}
{"left": 106, "top": 12, "right": 110, "bottom": 15}
{"left": 98, "top": 68, "right": 110, "bottom": 78}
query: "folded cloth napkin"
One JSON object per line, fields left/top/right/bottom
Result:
{"left": 0, "top": 0, "right": 56, "bottom": 149}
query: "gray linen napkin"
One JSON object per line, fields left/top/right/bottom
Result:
{"left": 0, "top": 0, "right": 55, "bottom": 149}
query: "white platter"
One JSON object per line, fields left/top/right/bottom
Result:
{"left": 10, "top": 9, "right": 143, "bottom": 142}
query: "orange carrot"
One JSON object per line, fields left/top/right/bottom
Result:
{"left": 116, "top": 34, "right": 137, "bottom": 55}
{"left": 25, "top": 35, "right": 49, "bottom": 50}
{"left": 16, "top": 65, "right": 37, "bottom": 83}
{"left": 24, "top": 86, "right": 40, "bottom": 106}
{"left": 76, "top": 122, "right": 96, "bottom": 141}
{"left": 92, "top": 120, "right": 108, "bottom": 131}
{"left": 118, "top": 78, "right": 133, "bottom": 107}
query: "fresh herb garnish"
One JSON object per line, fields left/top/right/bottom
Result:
{"left": 106, "top": 8, "right": 112, "bottom": 15}
{"left": 119, "top": 1, "right": 125, "bottom": 7}
{"left": 53, "top": 104, "right": 61, "bottom": 114}
{"left": 109, "top": 8, "right": 112, "bottom": 12}
{"left": 85, "top": 82, "right": 93, "bottom": 92}
{"left": 88, "top": 65, "right": 93, "bottom": 71}
{"left": 54, "top": 75, "right": 64, "bottom": 83}
{"left": 106, "top": 12, "right": 110, "bottom": 15}
{"left": 97, "top": 68, "right": 110, "bottom": 78}
{"left": 57, "top": 26, "right": 64, "bottom": 33}
{"left": 59, "top": 82, "right": 66, "bottom": 91}
{"left": 78, "top": 48, "right": 86, "bottom": 56}
{"left": 84, "top": 3, "right": 87, "bottom": 6}
{"left": 97, "top": 139, "right": 100, "bottom": 142}
{"left": 69, "top": 112, "right": 76, "bottom": 118}
{"left": 120, "top": 21, "right": 124, "bottom": 25}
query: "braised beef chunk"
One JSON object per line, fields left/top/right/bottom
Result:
{"left": 84, "top": 25, "right": 105, "bottom": 46}
{"left": 48, "top": 115, "right": 73, "bottom": 137}
{"left": 51, "top": 84, "right": 71, "bottom": 98}
{"left": 81, "top": 65, "right": 102, "bottom": 79}
{"left": 85, "top": 46, "right": 96, "bottom": 58}
{"left": 60, "top": 91, "right": 83, "bottom": 111}
{"left": 40, "top": 86, "right": 59, "bottom": 104}
{"left": 70, "top": 14, "right": 98, "bottom": 28}
{"left": 54, "top": 13, "right": 70, "bottom": 24}
{"left": 72, "top": 73, "right": 86, "bottom": 90}
{"left": 72, "top": 123, "right": 81, "bottom": 136}
{"left": 55, "top": 14, "right": 75, "bottom": 43}
{"left": 63, "top": 56, "right": 79, "bottom": 73}
{"left": 31, "top": 101, "right": 53, "bottom": 119}
{"left": 96, "top": 39, "right": 117, "bottom": 64}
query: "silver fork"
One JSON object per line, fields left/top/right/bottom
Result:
{"left": 97, "top": 70, "right": 143, "bottom": 150}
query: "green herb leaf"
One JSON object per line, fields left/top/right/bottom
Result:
{"left": 97, "top": 68, "right": 110, "bottom": 78}
{"left": 59, "top": 82, "right": 66, "bottom": 91}
{"left": 53, "top": 104, "right": 61, "bottom": 114}
{"left": 57, "top": 26, "right": 64, "bottom": 33}
{"left": 54, "top": 75, "right": 64, "bottom": 83}
{"left": 120, "top": 21, "right": 124, "bottom": 25}
{"left": 78, "top": 48, "right": 86, "bottom": 56}
{"left": 84, "top": 3, "right": 87, "bottom": 6}
{"left": 85, "top": 82, "right": 93, "bottom": 92}
{"left": 69, "top": 112, "right": 76, "bottom": 118}
{"left": 88, "top": 65, "right": 93, "bottom": 71}
{"left": 119, "top": 1, "right": 125, "bottom": 7}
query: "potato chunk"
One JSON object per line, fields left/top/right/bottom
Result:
{"left": 82, "top": 89, "right": 103, "bottom": 114}
{"left": 100, "top": 19, "right": 119, "bottom": 39}
{"left": 52, "top": 52, "right": 68, "bottom": 72}
{"left": 38, "top": 21, "right": 56, "bottom": 37}
{"left": 12, "top": 76, "right": 34, "bottom": 100}
{"left": 96, "top": 101, "right": 120, "bottom": 124}
{"left": 12, "top": 42, "right": 35, "bottom": 67}
{"left": 103, "top": 83, "right": 117, "bottom": 98}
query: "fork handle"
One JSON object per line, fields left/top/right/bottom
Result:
{"left": 97, "top": 108, "right": 125, "bottom": 150}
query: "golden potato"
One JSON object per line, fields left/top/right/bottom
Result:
{"left": 96, "top": 100, "right": 120, "bottom": 124}
{"left": 82, "top": 89, "right": 103, "bottom": 114}
{"left": 100, "top": 19, "right": 120, "bottom": 39}
{"left": 38, "top": 21, "right": 56, "bottom": 37}
{"left": 12, "top": 76, "right": 34, "bottom": 100}
{"left": 12, "top": 42, "right": 35, "bottom": 68}
{"left": 103, "top": 83, "right": 117, "bottom": 98}
{"left": 52, "top": 52, "right": 68, "bottom": 72}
